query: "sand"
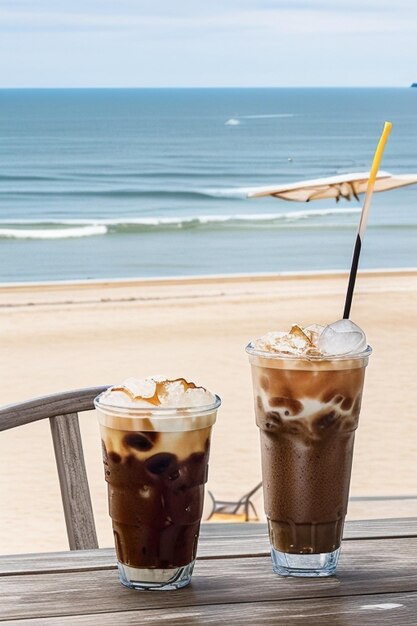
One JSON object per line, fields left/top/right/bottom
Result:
{"left": 1, "top": 269, "right": 416, "bottom": 555}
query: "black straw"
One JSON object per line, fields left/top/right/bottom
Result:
{"left": 343, "top": 233, "right": 362, "bottom": 319}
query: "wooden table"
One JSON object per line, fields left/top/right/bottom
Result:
{"left": 1, "top": 519, "right": 416, "bottom": 625}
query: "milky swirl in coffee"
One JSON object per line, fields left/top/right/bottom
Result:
{"left": 248, "top": 322, "right": 370, "bottom": 440}
{"left": 95, "top": 377, "right": 219, "bottom": 570}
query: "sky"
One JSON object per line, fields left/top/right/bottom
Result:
{"left": 1, "top": 0, "right": 417, "bottom": 87}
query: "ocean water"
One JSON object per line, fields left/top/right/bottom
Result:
{"left": 0, "top": 88, "right": 416, "bottom": 283}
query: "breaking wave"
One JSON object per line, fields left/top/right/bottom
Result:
{"left": 0, "top": 225, "right": 107, "bottom": 240}
{"left": 0, "top": 188, "right": 251, "bottom": 200}
{"left": 0, "top": 208, "right": 361, "bottom": 240}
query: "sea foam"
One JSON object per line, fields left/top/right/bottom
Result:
{"left": 0, "top": 208, "right": 361, "bottom": 239}
{"left": 0, "top": 225, "right": 107, "bottom": 239}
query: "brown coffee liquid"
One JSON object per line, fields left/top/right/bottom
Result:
{"left": 101, "top": 427, "right": 211, "bottom": 569}
{"left": 252, "top": 361, "right": 366, "bottom": 554}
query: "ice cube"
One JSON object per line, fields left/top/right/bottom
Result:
{"left": 288, "top": 324, "right": 312, "bottom": 345}
{"left": 254, "top": 331, "right": 287, "bottom": 353}
{"left": 304, "top": 324, "right": 324, "bottom": 343}
{"left": 100, "top": 389, "right": 134, "bottom": 407}
{"left": 158, "top": 379, "right": 187, "bottom": 406}
{"left": 101, "top": 388, "right": 155, "bottom": 408}
{"left": 318, "top": 319, "right": 367, "bottom": 356}
{"left": 157, "top": 379, "right": 215, "bottom": 408}
{"left": 253, "top": 328, "right": 312, "bottom": 355}
{"left": 122, "top": 377, "right": 156, "bottom": 399}
{"left": 183, "top": 387, "right": 215, "bottom": 407}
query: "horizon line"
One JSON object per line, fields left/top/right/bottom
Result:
{"left": 0, "top": 85, "right": 413, "bottom": 90}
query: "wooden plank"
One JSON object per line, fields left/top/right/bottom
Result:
{"left": 49, "top": 414, "right": 98, "bottom": 551}
{"left": 0, "top": 518, "right": 416, "bottom": 576}
{"left": 0, "top": 386, "right": 109, "bottom": 430}
{"left": 199, "top": 517, "right": 417, "bottom": 541}
{"left": 2, "top": 591, "right": 415, "bottom": 625}
{"left": 0, "top": 549, "right": 115, "bottom": 576}
{"left": 1, "top": 537, "right": 417, "bottom": 621}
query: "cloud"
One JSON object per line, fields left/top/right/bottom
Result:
{"left": 0, "top": 0, "right": 416, "bottom": 86}
{"left": 1, "top": 1, "right": 416, "bottom": 35}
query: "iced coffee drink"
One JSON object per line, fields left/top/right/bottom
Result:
{"left": 247, "top": 320, "right": 371, "bottom": 577}
{"left": 95, "top": 376, "right": 220, "bottom": 590}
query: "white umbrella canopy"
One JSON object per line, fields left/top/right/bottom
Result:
{"left": 247, "top": 171, "right": 417, "bottom": 202}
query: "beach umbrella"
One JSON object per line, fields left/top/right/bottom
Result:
{"left": 247, "top": 171, "right": 417, "bottom": 202}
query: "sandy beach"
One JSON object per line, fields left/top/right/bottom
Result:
{"left": 1, "top": 269, "right": 416, "bottom": 555}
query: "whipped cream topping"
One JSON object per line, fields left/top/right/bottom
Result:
{"left": 250, "top": 320, "right": 367, "bottom": 357}
{"left": 98, "top": 376, "right": 216, "bottom": 410}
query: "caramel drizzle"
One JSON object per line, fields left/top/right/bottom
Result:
{"left": 111, "top": 378, "right": 200, "bottom": 406}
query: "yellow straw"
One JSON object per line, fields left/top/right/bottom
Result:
{"left": 358, "top": 121, "right": 392, "bottom": 238}
{"left": 369, "top": 121, "right": 392, "bottom": 182}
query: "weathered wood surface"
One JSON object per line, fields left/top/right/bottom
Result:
{"left": 0, "top": 386, "right": 109, "bottom": 430}
{"left": 1, "top": 537, "right": 417, "bottom": 621}
{"left": 2, "top": 592, "right": 415, "bottom": 626}
{"left": 49, "top": 414, "right": 98, "bottom": 551}
{"left": 0, "top": 518, "right": 416, "bottom": 576}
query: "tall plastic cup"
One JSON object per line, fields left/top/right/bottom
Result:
{"left": 246, "top": 344, "right": 371, "bottom": 577}
{"left": 95, "top": 392, "right": 221, "bottom": 590}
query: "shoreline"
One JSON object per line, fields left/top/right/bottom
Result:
{"left": 1, "top": 266, "right": 417, "bottom": 290}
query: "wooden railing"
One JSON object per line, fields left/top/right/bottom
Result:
{"left": 0, "top": 386, "right": 109, "bottom": 550}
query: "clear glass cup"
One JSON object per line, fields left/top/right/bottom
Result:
{"left": 95, "top": 392, "right": 221, "bottom": 590}
{"left": 246, "top": 344, "right": 371, "bottom": 577}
